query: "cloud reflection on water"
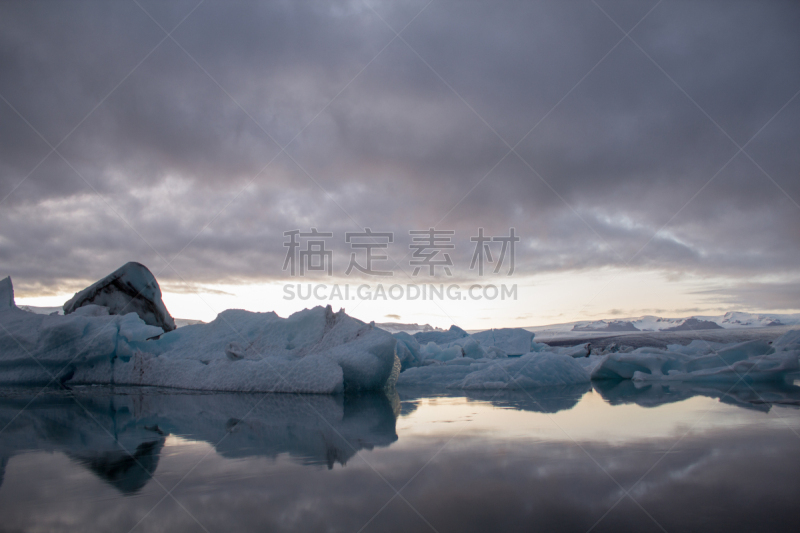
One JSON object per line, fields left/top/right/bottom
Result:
{"left": 0, "top": 384, "right": 798, "bottom": 532}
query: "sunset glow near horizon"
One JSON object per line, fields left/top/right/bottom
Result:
{"left": 15, "top": 268, "right": 786, "bottom": 330}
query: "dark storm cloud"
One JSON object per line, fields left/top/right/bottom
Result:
{"left": 0, "top": 0, "right": 798, "bottom": 296}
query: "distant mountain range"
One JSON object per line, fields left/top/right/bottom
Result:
{"left": 563, "top": 311, "right": 798, "bottom": 334}
{"left": 571, "top": 317, "right": 725, "bottom": 332}
{"left": 17, "top": 305, "right": 62, "bottom": 315}
{"left": 379, "top": 312, "right": 800, "bottom": 337}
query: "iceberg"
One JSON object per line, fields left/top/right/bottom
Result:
{"left": 421, "top": 341, "right": 461, "bottom": 362}
{"left": 0, "top": 292, "right": 164, "bottom": 387}
{"left": 395, "top": 326, "right": 535, "bottom": 368}
{"left": 63, "top": 262, "right": 176, "bottom": 332}
{"left": 590, "top": 333, "right": 800, "bottom": 383}
{"left": 457, "top": 336, "right": 490, "bottom": 359}
{"left": 115, "top": 306, "right": 397, "bottom": 393}
{"left": 456, "top": 352, "right": 591, "bottom": 389}
{"left": 396, "top": 351, "right": 590, "bottom": 390}
{"left": 413, "top": 325, "right": 469, "bottom": 344}
{"left": 392, "top": 332, "right": 425, "bottom": 370}
{"left": 418, "top": 336, "right": 492, "bottom": 362}
{"left": 395, "top": 327, "right": 799, "bottom": 389}
{"left": 396, "top": 359, "right": 476, "bottom": 387}
{"left": 0, "top": 275, "right": 397, "bottom": 394}
{"left": 471, "top": 327, "right": 534, "bottom": 356}
{"left": 551, "top": 342, "right": 593, "bottom": 359}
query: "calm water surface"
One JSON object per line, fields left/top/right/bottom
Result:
{"left": 1, "top": 381, "right": 799, "bottom": 532}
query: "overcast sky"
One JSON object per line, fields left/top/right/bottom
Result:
{"left": 1, "top": 1, "right": 798, "bottom": 325}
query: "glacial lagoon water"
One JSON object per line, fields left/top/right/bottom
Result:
{"left": 1, "top": 382, "right": 799, "bottom": 532}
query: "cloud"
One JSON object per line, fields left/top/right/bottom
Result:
{"left": 694, "top": 280, "right": 800, "bottom": 312}
{"left": 0, "top": 0, "right": 798, "bottom": 311}
{"left": 3, "top": 413, "right": 800, "bottom": 532}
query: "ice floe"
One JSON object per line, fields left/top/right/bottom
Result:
{"left": 394, "top": 329, "right": 799, "bottom": 390}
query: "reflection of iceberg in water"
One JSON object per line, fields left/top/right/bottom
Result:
{"left": 0, "top": 388, "right": 398, "bottom": 494}
{"left": 462, "top": 383, "right": 591, "bottom": 413}
{"left": 397, "top": 383, "right": 591, "bottom": 415}
{"left": 594, "top": 379, "right": 800, "bottom": 412}
{"left": 158, "top": 391, "right": 398, "bottom": 467}
{"left": 398, "top": 379, "right": 800, "bottom": 417}
{"left": 0, "top": 390, "right": 167, "bottom": 494}
{"left": 72, "top": 440, "right": 165, "bottom": 494}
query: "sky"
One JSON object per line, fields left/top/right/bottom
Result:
{"left": 1, "top": 0, "right": 799, "bottom": 329}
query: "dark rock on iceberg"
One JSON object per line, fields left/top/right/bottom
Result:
{"left": 63, "top": 262, "right": 176, "bottom": 332}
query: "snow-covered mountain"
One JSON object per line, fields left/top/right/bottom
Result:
{"left": 530, "top": 311, "right": 800, "bottom": 338}
{"left": 17, "top": 305, "right": 62, "bottom": 315}
{"left": 572, "top": 320, "right": 639, "bottom": 332}
{"left": 716, "top": 311, "right": 787, "bottom": 328}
